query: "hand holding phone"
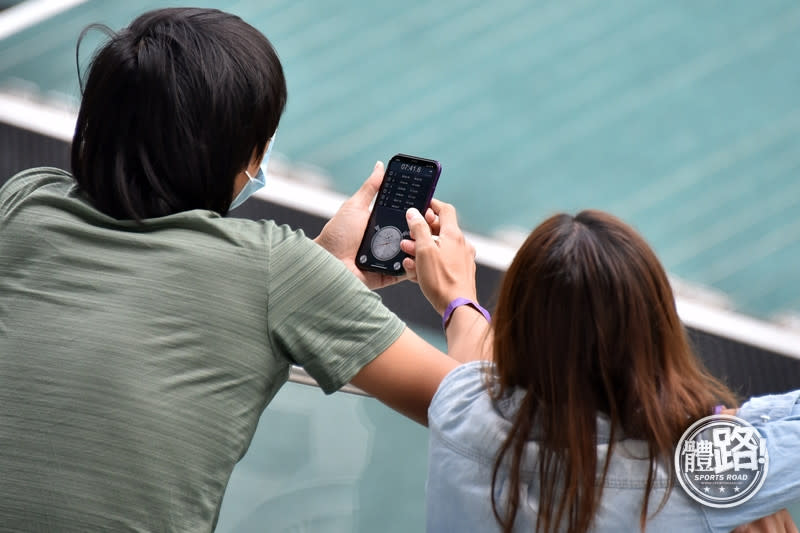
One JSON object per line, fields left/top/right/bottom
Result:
{"left": 356, "top": 154, "right": 441, "bottom": 276}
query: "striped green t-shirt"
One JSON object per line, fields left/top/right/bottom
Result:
{"left": 0, "top": 168, "right": 405, "bottom": 531}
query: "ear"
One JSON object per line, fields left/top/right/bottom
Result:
{"left": 251, "top": 138, "right": 273, "bottom": 169}
{"left": 245, "top": 147, "right": 263, "bottom": 176}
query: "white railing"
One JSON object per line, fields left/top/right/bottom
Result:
{"left": 288, "top": 366, "right": 369, "bottom": 396}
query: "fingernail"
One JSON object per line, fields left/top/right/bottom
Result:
{"left": 375, "top": 160, "right": 383, "bottom": 169}
{"left": 407, "top": 208, "right": 422, "bottom": 220}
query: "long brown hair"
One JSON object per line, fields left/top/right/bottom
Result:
{"left": 489, "top": 210, "right": 736, "bottom": 532}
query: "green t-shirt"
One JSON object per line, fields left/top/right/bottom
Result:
{"left": 0, "top": 168, "right": 405, "bottom": 531}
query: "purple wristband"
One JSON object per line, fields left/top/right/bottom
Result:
{"left": 442, "top": 297, "right": 491, "bottom": 330}
{"left": 713, "top": 405, "right": 725, "bottom": 415}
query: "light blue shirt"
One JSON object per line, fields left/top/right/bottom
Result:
{"left": 427, "top": 362, "right": 800, "bottom": 532}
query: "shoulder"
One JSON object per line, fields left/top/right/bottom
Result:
{"left": 0, "top": 167, "right": 72, "bottom": 211}
{"left": 737, "top": 389, "right": 800, "bottom": 422}
{"left": 166, "top": 215, "right": 320, "bottom": 266}
{"left": 215, "top": 216, "right": 308, "bottom": 251}
{"left": 263, "top": 220, "right": 356, "bottom": 285}
{"left": 425, "top": 362, "right": 502, "bottom": 529}
{"left": 261, "top": 219, "right": 317, "bottom": 256}
{"left": 253, "top": 218, "right": 391, "bottom": 320}
{"left": 2, "top": 166, "right": 72, "bottom": 187}
{"left": 429, "top": 361, "right": 493, "bottom": 419}
{"left": 427, "top": 362, "right": 502, "bottom": 464}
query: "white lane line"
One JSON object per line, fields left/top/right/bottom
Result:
{"left": 301, "top": 0, "right": 591, "bottom": 160}
{"left": 703, "top": 206, "right": 800, "bottom": 286}
{"left": 0, "top": 2, "right": 91, "bottom": 73}
{"left": 662, "top": 138, "right": 800, "bottom": 267}
{"left": 500, "top": 5, "right": 800, "bottom": 185}
{"left": 2, "top": 90, "right": 799, "bottom": 359}
{"left": 0, "top": 0, "right": 87, "bottom": 41}
{"left": 655, "top": 140, "right": 799, "bottom": 255}
{"left": 624, "top": 106, "right": 800, "bottom": 222}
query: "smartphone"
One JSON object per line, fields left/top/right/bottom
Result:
{"left": 356, "top": 154, "right": 442, "bottom": 276}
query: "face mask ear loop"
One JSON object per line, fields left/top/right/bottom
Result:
{"left": 244, "top": 169, "right": 256, "bottom": 182}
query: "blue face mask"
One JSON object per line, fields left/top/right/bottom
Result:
{"left": 230, "top": 136, "right": 275, "bottom": 210}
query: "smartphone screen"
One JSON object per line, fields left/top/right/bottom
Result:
{"left": 356, "top": 154, "right": 441, "bottom": 275}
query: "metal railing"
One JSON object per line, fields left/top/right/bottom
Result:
{"left": 288, "top": 366, "right": 369, "bottom": 397}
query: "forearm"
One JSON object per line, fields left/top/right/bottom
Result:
{"left": 401, "top": 200, "right": 489, "bottom": 361}
{"left": 444, "top": 306, "right": 492, "bottom": 363}
{"left": 350, "top": 327, "right": 459, "bottom": 426}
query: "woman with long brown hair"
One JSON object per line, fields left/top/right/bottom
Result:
{"left": 402, "top": 207, "right": 800, "bottom": 532}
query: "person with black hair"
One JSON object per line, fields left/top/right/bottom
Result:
{"left": 70, "top": 7, "right": 287, "bottom": 220}
{"left": 0, "top": 8, "right": 463, "bottom": 531}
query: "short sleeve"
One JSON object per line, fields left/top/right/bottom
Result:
{"left": 426, "top": 362, "right": 502, "bottom": 532}
{"left": 427, "top": 361, "right": 501, "bottom": 463}
{"left": 428, "top": 361, "right": 492, "bottom": 427}
{"left": 265, "top": 223, "right": 405, "bottom": 393}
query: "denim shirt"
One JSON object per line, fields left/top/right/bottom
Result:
{"left": 426, "top": 362, "right": 800, "bottom": 532}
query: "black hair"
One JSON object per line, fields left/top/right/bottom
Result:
{"left": 71, "top": 7, "right": 287, "bottom": 219}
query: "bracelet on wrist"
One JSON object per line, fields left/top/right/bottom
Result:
{"left": 442, "top": 297, "right": 491, "bottom": 330}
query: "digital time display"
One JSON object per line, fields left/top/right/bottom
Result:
{"left": 378, "top": 159, "right": 435, "bottom": 213}
{"left": 400, "top": 163, "right": 423, "bottom": 173}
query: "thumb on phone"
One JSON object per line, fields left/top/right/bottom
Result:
{"left": 349, "top": 161, "right": 384, "bottom": 210}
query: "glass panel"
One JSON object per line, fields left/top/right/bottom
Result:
{"left": 215, "top": 381, "right": 428, "bottom": 533}
{"left": 790, "top": 503, "right": 800, "bottom": 524}
{"left": 217, "top": 376, "right": 800, "bottom": 531}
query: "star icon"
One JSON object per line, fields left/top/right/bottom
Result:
{"left": 734, "top": 487, "right": 740, "bottom": 492}
{"left": 704, "top": 487, "right": 711, "bottom": 493}
{"left": 719, "top": 487, "right": 726, "bottom": 493}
